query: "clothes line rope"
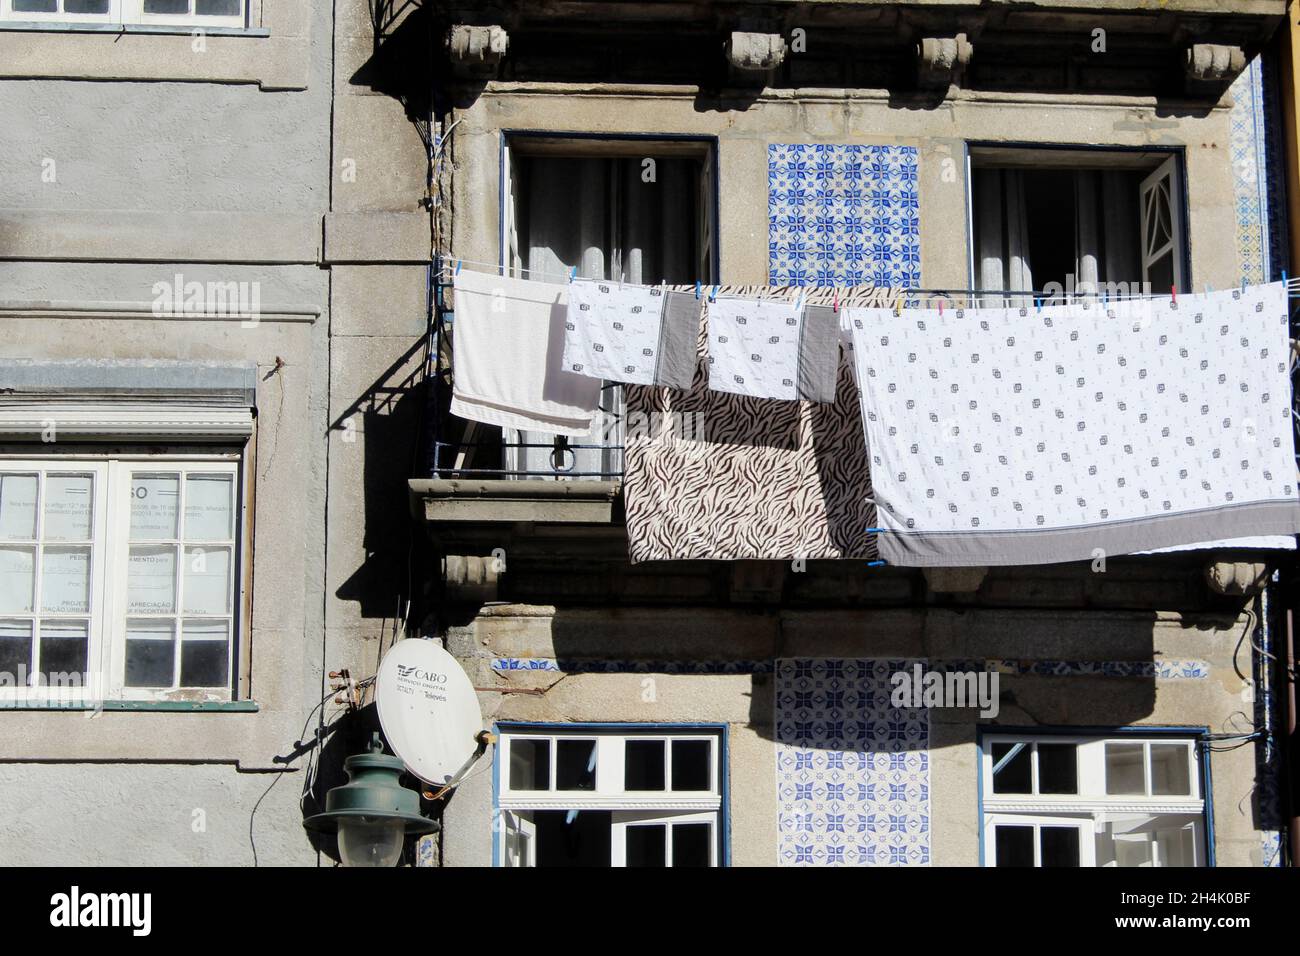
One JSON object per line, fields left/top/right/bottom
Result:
{"left": 435, "top": 257, "right": 1300, "bottom": 307}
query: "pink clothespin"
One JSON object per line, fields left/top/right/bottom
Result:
{"left": 1171, "top": 285, "right": 1177, "bottom": 305}
{"left": 833, "top": 290, "right": 840, "bottom": 313}
{"left": 938, "top": 299, "right": 944, "bottom": 317}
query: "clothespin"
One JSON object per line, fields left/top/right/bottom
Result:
{"left": 710, "top": 285, "right": 719, "bottom": 302}
{"left": 695, "top": 281, "right": 702, "bottom": 299}
{"left": 569, "top": 265, "right": 577, "bottom": 282}
{"left": 1035, "top": 298, "right": 1042, "bottom": 313}
{"left": 833, "top": 290, "right": 840, "bottom": 313}
{"left": 1241, "top": 277, "right": 1247, "bottom": 293}
{"left": 938, "top": 299, "right": 944, "bottom": 317}
{"left": 454, "top": 260, "right": 462, "bottom": 276}
{"left": 1171, "top": 285, "right": 1177, "bottom": 305}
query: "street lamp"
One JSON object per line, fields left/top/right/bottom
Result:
{"left": 304, "top": 732, "right": 439, "bottom": 867}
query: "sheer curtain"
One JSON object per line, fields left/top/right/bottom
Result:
{"left": 508, "top": 155, "right": 701, "bottom": 478}
{"left": 976, "top": 168, "right": 1033, "bottom": 307}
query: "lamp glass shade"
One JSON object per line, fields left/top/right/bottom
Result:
{"left": 337, "top": 816, "right": 406, "bottom": 867}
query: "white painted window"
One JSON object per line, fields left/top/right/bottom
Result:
{"left": 497, "top": 728, "right": 723, "bottom": 867}
{"left": 0, "top": 455, "right": 243, "bottom": 704}
{"left": 981, "top": 733, "right": 1206, "bottom": 867}
{"left": 0, "top": 0, "right": 247, "bottom": 28}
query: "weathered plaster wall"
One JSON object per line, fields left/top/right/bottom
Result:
{"left": 0, "top": 2, "right": 336, "bottom": 866}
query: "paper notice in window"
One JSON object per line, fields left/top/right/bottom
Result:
{"left": 127, "top": 546, "right": 177, "bottom": 614}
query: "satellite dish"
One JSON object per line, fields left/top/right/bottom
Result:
{"left": 375, "top": 639, "right": 483, "bottom": 786}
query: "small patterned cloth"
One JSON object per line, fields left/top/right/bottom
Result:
{"left": 562, "top": 279, "right": 700, "bottom": 388}
{"left": 706, "top": 295, "right": 840, "bottom": 402}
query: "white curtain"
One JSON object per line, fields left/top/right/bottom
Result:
{"left": 508, "top": 156, "right": 700, "bottom": 478}
{"left": 976, "top": 168, "right": 1033, "bottom": 307}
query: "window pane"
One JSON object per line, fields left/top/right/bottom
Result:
{"left": 624, "top": 739, "right": 665, "bottom": 791}
{"left": 508, "top": 738, "right": 550, "bottom": 791}
{"left": 991, "top": 742, "right": 1032, "bottom": 794}
{"left": 184, "top": 474, "right": 233, "bottom": 541}
{"left": 534, "top": 810, "right": 610, "bottom": 867}
{"left": 0, "top": 620, "right": 32, "bottom": 683}
{"left": 1150, "top": 743, "right": 1192, "bottom": 796}
{"left": 1106, "top": 742, "right": 1147, "bottom": 795}
{"left": 43, "top": 474, "right": 93, "bottom": 541}
{"left": 0, "top": 547, "right": 35, "bottom": 614}
{"left": 1037, "top": 743, "right": 1078, "bottom": 795}
{"left": 39, "top": 620, "right": 88, "bottom": 686}
{"left": 556, "top": 739, "right": 597, "bottom": 791}
{"left": 144, "top": 0, "right": 191, "bottom": 13}
{"left": 180, "top": 620, "right": 229, "bottom": 687}
{"left": 672, "top": 823, "right": 711, "bottom": 867}
{"left": 196, "top": 0, "right": 240, "bottom": 15}
{"left": 1156, "top": 825, "right": 1196, "bottom": 867}
{"left": 1040, "top": 827, "right": 1080, "bottom": 867}
{"left": 994, "top": 825, "right": 1034, "bottom": 867}
{"left": 0, "top": 474, "right": 38, "bottom": 540}
{"left": 182, "top": 546, "right": 231, "bottom": 615}
{"left": 125, "top": 619, "right": 175, "bottom": 688}
{"left": 130, "top": 474, "right": 179, "bottom": 540}
{"left": 65, "top": 0, "right": 110, "bottom": 13}
{"left": 1112, "top": 832, "right": 1156, "bottom": 867}
{"left": 672, "top": 739, "right": 711, "bottom": 791}
{"left": 13, "top": 1, "right": 58, "bottom": 11}
{"left": 127, "top": 545, "right": 177, "bottom": 614}
{"left": 625, "top": 825, "right": 666, "bottom": 867}
{"left": 40, "top": 546, "right": 90, "bottom": 614}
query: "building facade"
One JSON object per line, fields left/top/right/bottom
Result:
{"left": 1, "top": 0, "right": 1297, "bottom": 867}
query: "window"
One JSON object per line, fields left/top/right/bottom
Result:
{"left": 469, "top": 136, "right": 715, "bottom": 481}
{"left": 496, "top": 726, "right": 724, "bottom": 867}
{"left": 0, "top": 0, "right": 247, "bottom": 28}
{"left": 982, "top": 733, "right": 1206, "bottom": 867}
{"left": 969, "top": 147, "right": 1186, "bottom": 302}
{"left": 0, "top": 455, "right": 243, "bottom": 704}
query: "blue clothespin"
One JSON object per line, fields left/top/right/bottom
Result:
{"left": 454, "top": 260, "right": 462, "bottom": 276}
{"left": 695, "top": 281, "right": 702, "bottom": 299}
{"left": 710, "top": 285, "right": 719, "bottom": 302}
{"left": 867, "top": 560, "right": 887, "bottom": 568}
{"left": 569, "top": 266, "right": 577, "bottom": 282}
{"left": 865, "top": 527, "right": 886, "bottom": 533}
{"left": 1035, "top": 298, "right": 1042, "bottom": 313}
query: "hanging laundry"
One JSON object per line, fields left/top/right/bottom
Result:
{"left": 450, "top": 269, "right": 600, "bottom": 437}
{"left": 561, "top": 278, "right": 701, "bottom": 388}
{"left": 706, "top": 295, "right": 839, "bottom": 402}
{"left": 848, "top": 283, "right": 1300, "bottom": 566}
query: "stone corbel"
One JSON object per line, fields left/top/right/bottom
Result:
{"left": 923, "top": 566, "right": 989, "bottom": 595}
{"left": 443, "top": 554, "right": 501, "bottom": 602}
{"left": 726, "top": 31, "right": 787, "bottom": 83}
{"left": 447, "top": 24, "right": 509, "bottom": 78}
{"left": 1184, "top": 44, "right": 1246, "bottom": 97}
{"left": 1204, "top": 560, "right": 1269, "bottom": 597}
{"left": 916, "top": 34, "right": 972, "bottom": 91}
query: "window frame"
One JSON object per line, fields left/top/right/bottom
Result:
{"left": 0, "top": 0, "right": 248, "bottom": 28}
{"left": 494, "top": 722, "right": 728, "bottom": 867}
{"left": 0, "top": 451, "right": 248, "bottom": 705}
{"left": 963, "top": 142, "right": 1191, "bottom": 297}
{"left": 978, "top": 728, "right": 1211, "bottom": 868}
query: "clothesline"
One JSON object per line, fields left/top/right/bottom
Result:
{"left": 435, "top": 256, "right": 1300, "bottom": 308}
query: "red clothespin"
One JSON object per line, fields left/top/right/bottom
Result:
{"left": 1171, "top": 285, "right": 1177, "bottom": 305}
{"left": 938, "top": 299, "right": 944, "bottom": 317}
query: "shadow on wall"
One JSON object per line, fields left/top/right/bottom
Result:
{"left": 332, "top": 335, "right": 432, "bottom": 626}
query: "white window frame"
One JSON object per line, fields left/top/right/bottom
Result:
{"left": 0, "top": 453, "right": 245, "bottom": 705}
{"left": 496, "top": 728, "right": 724, "bottom": 867}
{"left": 981, "top": 733, "right": 1206, "bottom": 868}
{"left": 0, "top": 0, "right": 248, "bottom": 28}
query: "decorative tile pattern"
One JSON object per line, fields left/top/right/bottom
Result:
{"left": 768, "top": 144, "right": 921, "bottom": 288}
{"left": 776, "top": 658, "right": 930, "bottom": 866}
{"left": 490, "top": 657, "right": 1208, "bottom": 678}
{"left": 1229, "top": 62, "right": 1273, "bottom": 285}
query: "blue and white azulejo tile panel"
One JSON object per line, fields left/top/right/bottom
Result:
{"left": 768, "top": 143, "right": 921, "bottom": 289}
{"left": 776, "top": 658, "right": 930, "bottom": 866}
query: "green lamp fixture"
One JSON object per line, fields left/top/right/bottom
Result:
{"left": 304, "top": 732, "right": 439, "bottom": 867}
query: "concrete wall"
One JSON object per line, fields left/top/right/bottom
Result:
{"left": 0, "top": 1, "right": 336, "bottom": 866}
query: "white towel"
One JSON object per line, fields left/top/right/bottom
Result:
{"left": 450, "top": 270, "right": 601, "bottom": 437}
{"left": 848, "top": 284, "right": 1300, "bottom": 566}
